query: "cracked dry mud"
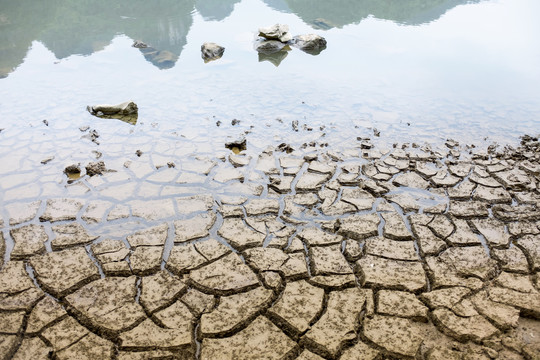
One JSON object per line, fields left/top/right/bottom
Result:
{"left": 1, "top": 138, "right": 540, "bottom": 360}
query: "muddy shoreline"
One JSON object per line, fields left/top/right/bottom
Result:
{"left": 0, "top": 131, "right": 539, "bottom": 359}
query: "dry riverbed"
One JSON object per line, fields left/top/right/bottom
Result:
{"left": 1, "top": 134, "right": 539, "bottom": 360}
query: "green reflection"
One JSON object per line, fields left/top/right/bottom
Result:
{"left": 264, "top": 0, "right": 480, "bottom": 29}
{"left": 0, "top": 0, "right": 479, "bottom": 78}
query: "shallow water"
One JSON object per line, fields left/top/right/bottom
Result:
{"left": 0, "top": 0, "right": 539, "bottom": 199}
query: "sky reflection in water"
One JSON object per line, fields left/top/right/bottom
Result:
{"left": 0, "top": 0, "right": 539, "bottom": 151}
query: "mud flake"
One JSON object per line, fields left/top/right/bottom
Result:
{"left": 65, "top": 276, "right": 146, "bottom": 333}
{"left": 268, "top": 280, "right": 324, "bottom": 335}
{"left": 30, "top": 247, "right": 100, "bottom": 297}
{"left": 201, "top": 287, "right": 273, "bottom": 336}
{"left": 189, "top": 253, "right": 259, "bottom": 294}
{"left": 363, "top": 315, "right": 424, "bottom": 357}
{"left": 302, "top": 288, "right": 366, "bottom": 358}
{"left": 201, "top": 316, "right": 297, "bottom": 360}
{"left": 140, "top": 270, "right": 187, "bottom": 313}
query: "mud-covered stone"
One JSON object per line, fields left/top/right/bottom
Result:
{"left": 201, "top": 316, "right": 297, "bottom": 360}
{"left": 10, "top": 224, "right": 48, "bottom": 258}
{"left": 174, "top": 213, "right": 216, "bottom": 243}
{"left": 302, "top": 288, "right": 366, "bottom": 358}
{"left": 39, "top": 198, "right": 83, "bottom": 222}
{"left": 189, "top": 253, "right": 259, "bottom": 294}
{"left": 432, "top": 308, "right": 499, "bottom": 342}
{"left": 364, "top": 237, "right": 417, "bottom": 261}
{"left": 140, "top": 270, "right": 187, "bottom": 313}
{"left": 492, "top": 204, "right": 540, "bottom": 221}
{"left": 65, "top": 276, "right": 146, "bottom": 333}
{"left": 420, "top": 287, "right": 471, "bottom": 309}
{"left": 268, "top": 280, "right": 324, "bottom": 335}
{"left": 218, "top": 218, "right": 265, "bottom": 249}
{"left": 51, "top": 223, "right": 99, "bottom": 250}
{"left": 363, "top": 315, "right": 424, "bottom": 357}
{"left": 358, "top": 255, "right": 426, "bottom": 292}
{"left": 201, "top": 287, "right": 273, "bottom": 336}
{"left": 338, "top": 213, "right": 380, "bottom": 240}
{"left": 30, "top": 247, "right": 100, "bottom": 297}
{"left": 377, "top": 290, "right": 429, "bottom": 321}
{"left": 26, "top": 296, "right": 67, "bottom": 334}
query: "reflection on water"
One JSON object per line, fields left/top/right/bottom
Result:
{"left": 0, "top": 0, "right": 477, "bottom": 77}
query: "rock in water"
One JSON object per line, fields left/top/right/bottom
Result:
{"left": 85, "top": 161, "right": 107, "bottom": 177}
{"left": 255, "top": 40, "right": 288, "bottom": 54}
{"left": 201, "top": 43, "right": 225, "bottom": 63}
{"left": 86, "top": 101, "right": 139, "bottom": 125}
{"left": 293, "top": 34, "right": 327, "bottom": 55}
{"left": 87, "top": 102, "right": 138, "bottom": 116}
{"left": 258, "top": 24, "right": 292, "bottom": 43}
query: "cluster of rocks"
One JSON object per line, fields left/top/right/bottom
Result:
{"left": 1, "top": 136, "right": 539, "bottom": 359}
{"left": 199, "top": 24, "right": 327, "bottom": 67}
{"left": 255, "top": 24, "right": 327, "bottom": 66}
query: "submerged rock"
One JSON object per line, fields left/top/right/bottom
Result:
{"left": 87, "top": 101, "right": 138, "bottom": 125}
{"left": 258, "top": 24, "right": 292, "bottom": 43}
{"left": 293, "top": 34, "right": 327, "bottom": 55}
{"left": 201, "top": 42, "right": 225, "bottom": 63}
{"left": 87, "top": 101, "right": 138, "bottom": 116}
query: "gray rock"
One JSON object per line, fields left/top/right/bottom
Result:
{"left": 258, "top": 24, "right": 292, "bottom": 43}
{"left": 293, "top": 34, "right": 327, "bottom": 55}
{"left": 201, "top": 42, "right": 225, "bottom": 62}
